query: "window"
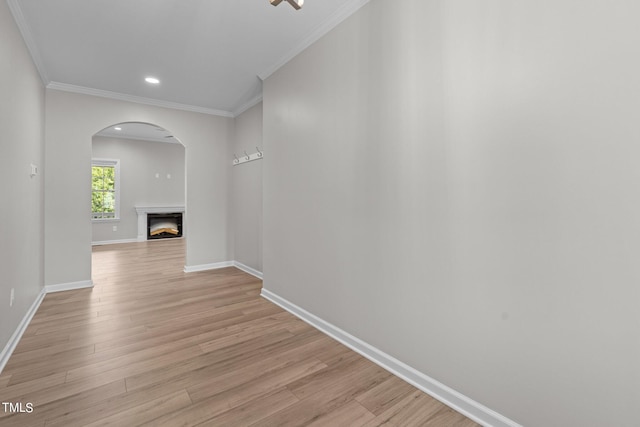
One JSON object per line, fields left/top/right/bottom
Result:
{"left": 91, "top": 159, "right": 120, "bottom": 220}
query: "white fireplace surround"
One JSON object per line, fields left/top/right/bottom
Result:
{"left": 135, "top": 205, "right": 185, "bottom": 242}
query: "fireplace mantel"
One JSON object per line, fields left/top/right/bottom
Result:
{"left": 135, "top": 205, "right": 185, "bottom": 241}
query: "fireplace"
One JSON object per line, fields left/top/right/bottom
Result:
{"left": 147, "top": 212, "right": 183, "bottom": 240}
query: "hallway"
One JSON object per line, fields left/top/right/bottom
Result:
{"left": 0, "top": 239, "right": 478, "bottom": 426}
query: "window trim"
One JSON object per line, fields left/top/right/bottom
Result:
{"left": 91, "top": 158, "right": 121, "bottom": 222}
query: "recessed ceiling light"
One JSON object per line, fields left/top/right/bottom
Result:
{"left": 114, "top": 127, "right": 122, "bottom": 131}
{"left": 145, "top": 77, "right": 160, "bottom": 84}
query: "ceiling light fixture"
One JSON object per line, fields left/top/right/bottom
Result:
{"left": 270, "top": 0, "right": 303, "bottom": 10}
{"left": 145, "top": 77, "right": 160, "bottom": 84}
{"left": 114, "top": 127, "right": 122, "bottom": 131}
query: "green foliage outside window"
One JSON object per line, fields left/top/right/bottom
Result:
{"left": 92, "top": 165, "right": 116, "bottom": 219}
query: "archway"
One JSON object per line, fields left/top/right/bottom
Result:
{"left": 90, "top": 121, "right": 187, "bottom": 269}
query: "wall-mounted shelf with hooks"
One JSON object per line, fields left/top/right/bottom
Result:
{"left": 233, "top": 148, "right": 263, "bottom": 166}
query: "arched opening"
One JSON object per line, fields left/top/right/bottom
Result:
{"left": 90, "top": 121, "right": 187, "bottom": 271}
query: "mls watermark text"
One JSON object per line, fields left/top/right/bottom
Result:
{"left": 2, "top": 402, "right": 34, "bottom": 414}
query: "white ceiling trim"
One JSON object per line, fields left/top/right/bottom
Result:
{"left": 258, "top": 0, "right": 371, "bottom": 81}
{"left": 233, "top": 94, "right": 263, "bottom": 117}
{"left": 46, "top": 82, "right": 235, "bottom": 117}
{"left": 7, "top": 0, "right": 50, "bottom": 85}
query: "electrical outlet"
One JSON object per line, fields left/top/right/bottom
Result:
{"left": 112, "top": 225, "right": 117, "bottom": 232}
{"left": 10, "top": 288, "right": 15, "bottom": 307}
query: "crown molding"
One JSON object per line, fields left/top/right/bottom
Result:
{"left": 6, "top": 0, "right": 50, "bottom": 85}
{"left": 232, "top": 94, "right": 263, "bottom": 117}
{"left": 258, "top": 0, "right": 371, "bottom": 81}
{"left": 46, "top": 82, "right": 235, "bottom": 118}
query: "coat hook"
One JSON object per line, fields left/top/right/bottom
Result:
{"left": 256, "top": 147, "right": 263, "bottom": 157}
{"left": 244, "top": 150, "right": 250, "bottom": 160}
{"left": 233, "top": 153, "right": 239, "bottom": 164}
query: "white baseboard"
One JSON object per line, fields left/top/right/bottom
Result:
{"left": 260, "top": 288, "right": 522, "bottom": 427}
{"left": 91, "top": 238, "right": 139, "bottom": 246}
{"left": 0, "top": 288, "right": 46, "bottom": 374}
{"left": 1, "top": 280, "right": 94, "bottom": 374}
{"left": 183, "top": 260, "right": 262, "bottom": 279}
{"left": 45, "top": 280, "right": 94, "bottom": 293}
{"left": 183, "top": 261, "right": 234, "bottom": 273}
{"left": 233, "top": 261, "right": 263, "bottom": 279}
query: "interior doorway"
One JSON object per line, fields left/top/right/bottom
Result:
{"left": 90, "top": 121, "right": 187, "bottom": 268}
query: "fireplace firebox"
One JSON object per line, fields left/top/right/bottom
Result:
{"left": 147, "top": 212, "right": 183, "bottom": 240}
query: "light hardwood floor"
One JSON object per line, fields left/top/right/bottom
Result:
{"left": 0, "top": 239, "right": 480, "bottom": 426}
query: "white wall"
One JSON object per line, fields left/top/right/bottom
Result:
{"left": 263, "top": 0, "right": 640, "bottom": 426}
{"left": 45, "top": 90, "right": 233, "bottom": 286}
{"left": 232, "top": 102, "right": 263, "bottom": 272}
{"left": 0, "top": 0, "right": 45, "bottom": 362}
{"left": 91, "top": 136, "right": 185, "bottom": 243}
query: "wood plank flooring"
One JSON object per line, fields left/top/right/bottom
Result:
{"left": 0, "top": 239, "right": 480, "bottom": 426}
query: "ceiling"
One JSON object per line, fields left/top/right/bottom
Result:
{"left": 9, "top": 0, "right": 369, "bottom": 117}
